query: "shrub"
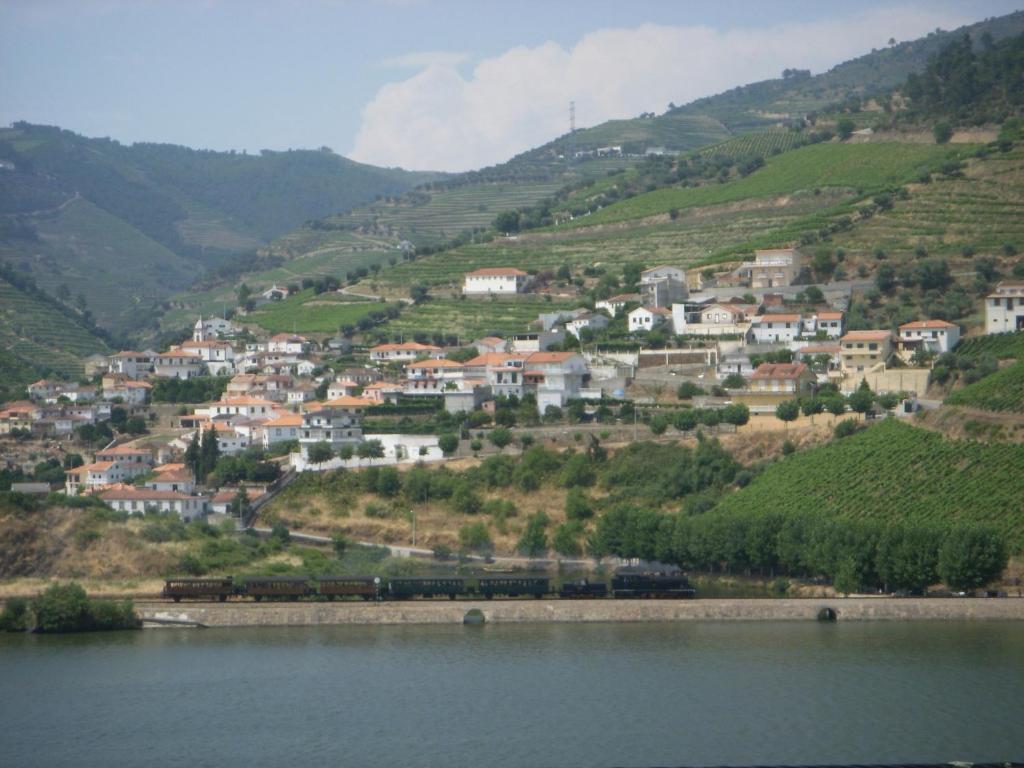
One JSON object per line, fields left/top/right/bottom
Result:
{"left": 565, "top": 487, "right": 594, "bottom": 520}
{"left": 30, "top": 583, "right": 140, "bottom": 633}
{"left": 458, "top": 521, "right": 492, "bottom": 554}
{"left": 676, "top": 381, "right": 705, "bottom": 399}
{"left": 438, "top": 433, "right": 459, "bottom": 456}
{"left": 516, "top": 512, "right": 549, "bottom": 557}
{"left": 552, "top": 521, "right": 583, "bottom": 556}
{"left": 834, "top": 419, "right": 862, "bottom": 439}
{"left": 0, "top": 597, "right": 29, "bottom": 632}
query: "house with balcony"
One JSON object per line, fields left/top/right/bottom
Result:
{"left": 749, "top": 314, "right": 803, "bottom": 344}
{"left": 369, "top": 342, "right": 445, "bottom": 363}
{"left": 897, "top": 320, "right": 960, "bottom": 359}
{"left": 298, "top": 397, "right": 371, "bottom": 458}
{"left": 840, "top": 330, "right": 893, "bottom": 373}
{"left": 153, "top": 350, "right": 206, "bottom": 379}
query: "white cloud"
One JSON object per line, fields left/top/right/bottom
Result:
{"left": 350, "top": 7, "right": 969, "bottom": 172}
{"left": 380, "top": 50, "right": 471, "bottom": 70}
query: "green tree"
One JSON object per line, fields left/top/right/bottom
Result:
{"left": 494, "top": 210, "right": 520, "bottom": 233}
{"left": 775, "top": 400, "right": 800, "bottom": 426}
{"left": 489, "top": 427, "right": 512, "bottom": 451}
{"left": 837, "top": 118, "right": 855, "bottom": 140}
{"left": 676, "top": 381, "right": 705, "bottom": 399}
{"left": 648, "top": 413, "right": 669, "bottom": 435}
{"left": 552, "top": 521, "right": 583, "bottom": 556}
{"left": 565, "top": 487, "right": 594, "bottom": 520}
{"left": 721, "top": 403, "right": 750, "bottom": 427}
{"left": 437, "top": 433, "right": 459, "bottom": 456}
{"left": 937, "top": 525, "right": 1008, "bottom": 591}
{"left": 722, "top": 373, "right": 746, "bottom": 390}
{"left": 451, "top": 482, "right": 482, "bottom": 515}
{"left": 933, "top": 121, "right": 953, "bottom": 144}
{"left": 516, "top": 511, "right": 549, "bottom": 557}
{"left": 331, "top": 531, "right": 348, "bottom": 558}
{"left": 559, "top": 453, "right": 595, "bottom": 488}
{"left": 32, "top": 583, "right": 91, "bottom": 633}
{"left": 847, "top": 380, "right": 874, "bottom": 414}
{"left": 458, "top": 521, "right": 493, "bottom": 554}
{"left": 307, "top": 442, "right": 334, "bottom": 464}
{"left": 357, "top": 440, "right": 385, "bottom": 459}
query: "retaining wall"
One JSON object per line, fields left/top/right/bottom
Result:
{"left": 136, "top": 597, "right": 1024, "bottom": 628}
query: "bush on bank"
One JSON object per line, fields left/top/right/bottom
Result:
{"left": 0, "top": 583, "right": 140, "bottom": 633}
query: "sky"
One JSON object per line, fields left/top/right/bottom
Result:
{"left": 1, "top": 1, "right": 1020, "bottom": 172}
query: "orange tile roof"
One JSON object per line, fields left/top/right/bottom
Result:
{"left": 264, "top": 413, "right": 303, "bottom": 427}
{"left": 527, "top": 351, "right": 579, "bottom": 363}
{"left": 153, "top": 468, "right": 193, "bottom": 482}
{"left": 98, "top": 444, "right": 152, "bottom": 455}
{"left": 154, "top": 463, "right": 185, "bottom": 473}
{"left": 323, "top": 396, "right": 375, "bottom": 408}
{"left": 100, "top": 488, "right": 194, "bottom": 501}
{"left": 406, "top": 359, "right": 464, "bottom": 369}
{"left": 841, "top": 330, "right": 892, "bottom": 342}
{"left": 816, "top": 311, "right": 844, "bottom": 320}
{"left": 757, "top": 313, "right": 802, "bottom": 323}
{"left": 463, "top": 353, "right": 522, "bottom": 367}
{"left": 750, "top": 362, "right": 810, "bottom": 380}
{"left": 899, "top": 320, "right": 957, "bottom": 330}
{"left": 466, "top": 267, "right": 528, "bottom": 277}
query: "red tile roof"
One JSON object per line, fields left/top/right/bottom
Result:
{"left": 750, "top": 362, "right": 810, "bottom": 380}
{"left": 466, "top": 267, "right": 528, "bottom": 277}
{"left": 899, "top": 320, "right": 957, "bottom": 330}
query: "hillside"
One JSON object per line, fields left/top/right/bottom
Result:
{"left": 709, "top": 419, "right": 1024, "bottom": 551}
{"left": 0, "top": 271, "right": 110, "bottom": 396}
{"left": 669, "top": 11, "right": 1024, "bottom": 133}
{"left": 0, "top": 123, "right": 443, "bottom": 334}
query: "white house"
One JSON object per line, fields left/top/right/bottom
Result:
{"left": 369, "top": 342, "right": 445, "bottom": 363}
{"left": 153, "top": 350, "right": 206, "bottom": 379}
{"left": 268, "top": 333, "right": 310, "bottom": 355}
{"left": 404, "top": 359, "right": 465, "bottom": 397}
{"left": 985, "top": 281, "right": 1024, "bottom": 334}
{"left": 628, "top": 306, "right": 672, "bottom": 333}
{"left": 898, "top": 320, "right": 960, "bottom": 356}
{"left": 805, "top": 311, "right": 845, "bottom": 339}
{"left": 640, "top": 265, "right": 688, "bottom": 308}
{"left": 259, "top": 285, "right": 289, "bottom": 302}
{"left": 193, "top": 316, "right": 238, "bottom": 342}
{"left": 181, "top": 340, "right": 236, "bottom": 376}
{"left": 262, "top": 413, "right": 302, "bottom": 448}
{"left": 99, "top": 487, "right": 209, "bottom": 522}
{"left": 596, "top": 293, "right": 641, "bottom": 318}
{"left": 463, "top": 267, "right": 531, "bottom": 295}
{"left": 525, "top": 351, "right": 589, "bottom": 414}
{"left": 673, "top": 303, "right": 751, "bottom": 336}
{"left": 564, "top": 311, "right": 609, "bottom": 339}
{"left": 299, "top": 397, "right": 370, "bottom": 458}
{"left": 108, "top": 351, "right": 153, "bottom": 379}
{"left": 509, "top": 331, "right": 565, "bottom": 353}
{"left": 749, "top": 314, "right": 803, "bottom": 344}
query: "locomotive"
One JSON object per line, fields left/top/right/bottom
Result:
{"left": 161, "top": 572, "right": 695, "bottom": 602}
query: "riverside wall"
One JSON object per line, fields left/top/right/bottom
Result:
{"left": 136, "top": 597, "right": 1024, "bottom": 628}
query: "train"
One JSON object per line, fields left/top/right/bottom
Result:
{"left": 161, "top": 573, "right": 696, "bottom": 602}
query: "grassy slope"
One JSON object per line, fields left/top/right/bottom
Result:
{"left": 711, "top": 419, "right": 1024, "bottom": 550}
{"left": 380, "top": 297, "right": 577, "bottom": 340}
{"left": 240, "top": 290, "right": 389, "bottom": 334}
{"left": 0, "top": 276, "right": 110, "bottom": 382}
{"left": 25, "top": 197, "right": 197, "bottom": 330}
{"left": 831, "top": 144, "right": 1024, "bottom": 258}
{"left": 945, "top": 332, "right": 1024, "bottom": 413}
{"left": 562, "top": 143, "right": 965, "bottom": 228}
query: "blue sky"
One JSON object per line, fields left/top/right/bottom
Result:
{"left": 1, "top": 1, "right": 1020, "bottom": 171}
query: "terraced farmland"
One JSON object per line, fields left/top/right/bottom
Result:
{"left": 239, "top": 291, "right": 390, "bottom": 334}
{"left": 561, "top": 142, "right": 970, "bottom": 229}
{"left": 162, "top": 233, "right": 397, "bottom": 330}
{"left": 712, "top": 419, "right": 1024, "bottom": 550}
{"left": 832, "top": 144, "right": 1024, "bottom": 259}
{"left": 0, "top": 277, "right": 110, "bottom": 380}
{"left": 694, "top": 130, "right": 809, "bottom": 160}
{"left": 377, "top": 297, "right": 577, "bottom": 341}
{"left": 371, "top": 188, "right": 854, "bottom": 291}
{"left": 325, "top": 181, "right": 566, "bottom": 247}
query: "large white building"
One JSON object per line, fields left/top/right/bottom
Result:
{"left": 748, "top": 314, "right": 803, "bottom": 344}
{"left": 628, "top": 306, "right": 672, "bottom": 333}
{"left": 985, "top": 281, "right": 1024, "bottom": 334}
{"left": 463, "top": 267, "right": 531, "bottom": 295}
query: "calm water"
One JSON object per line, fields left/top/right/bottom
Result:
{"left": 2, "top": 621, "right": 1023, "bottom": 767}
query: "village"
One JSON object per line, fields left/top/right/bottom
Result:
{"left": 2, "top": 249, "right": 1022, "bottom": 527}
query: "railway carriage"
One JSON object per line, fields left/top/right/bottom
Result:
{"left": 162, "top": 577, "right": 235, "bottom": 602}
{"left": 316, "top": 576, "right": 380, "bottom": 601}
{"left": 243, "top": 576, "right": 314, "bottom": 601}
{"left": 476, "top": 577, "right": 550, "bottom": 599}
{"left": 387, "top": 577, "right": 467, "bottom": 600}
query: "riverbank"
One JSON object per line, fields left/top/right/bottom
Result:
{"left": 135, "top": 597, "right": 1024, "bottom": 628}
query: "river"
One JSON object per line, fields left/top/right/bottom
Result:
{"left": 1, "top": 621, "right": 1022, "bottom": 767}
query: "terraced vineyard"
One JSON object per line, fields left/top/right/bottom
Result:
{"left": 694, "top": 130, "right": 809, "bottom": 160}
{"left": 377, "top": 297, "right": 576, "bottom": 341}
{"left": 945, "top": 332, "right": 1024, "bottom": 413}
{"left": 161, "top": 233, "right": 397, "bottom": 330}
{"left": 946, "top": 363, "right": 1024, "bottom": 412}
{"left": 712, "top": 419, "right": 1024, "bottom": 550}
{"left": 239, "top": 291, "right": 390, "bottom": 334}
{"left": 324, "top": 181, "right": 565, "bottom": 247}
{"left": 560, "top": 142, "right": 970, "bottom": 229}
{"left": 371, "top": 188, "right": 854, "bottom": 291}
{"left": 0, "top": 276, "right": 110, "bottom": 380}
{"left": 832, "top": 144, "right": 1024, "bottom": 259}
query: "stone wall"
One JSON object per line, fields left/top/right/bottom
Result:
{"left": 136, "top": 597, "right": 1024, "bottom": 628}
